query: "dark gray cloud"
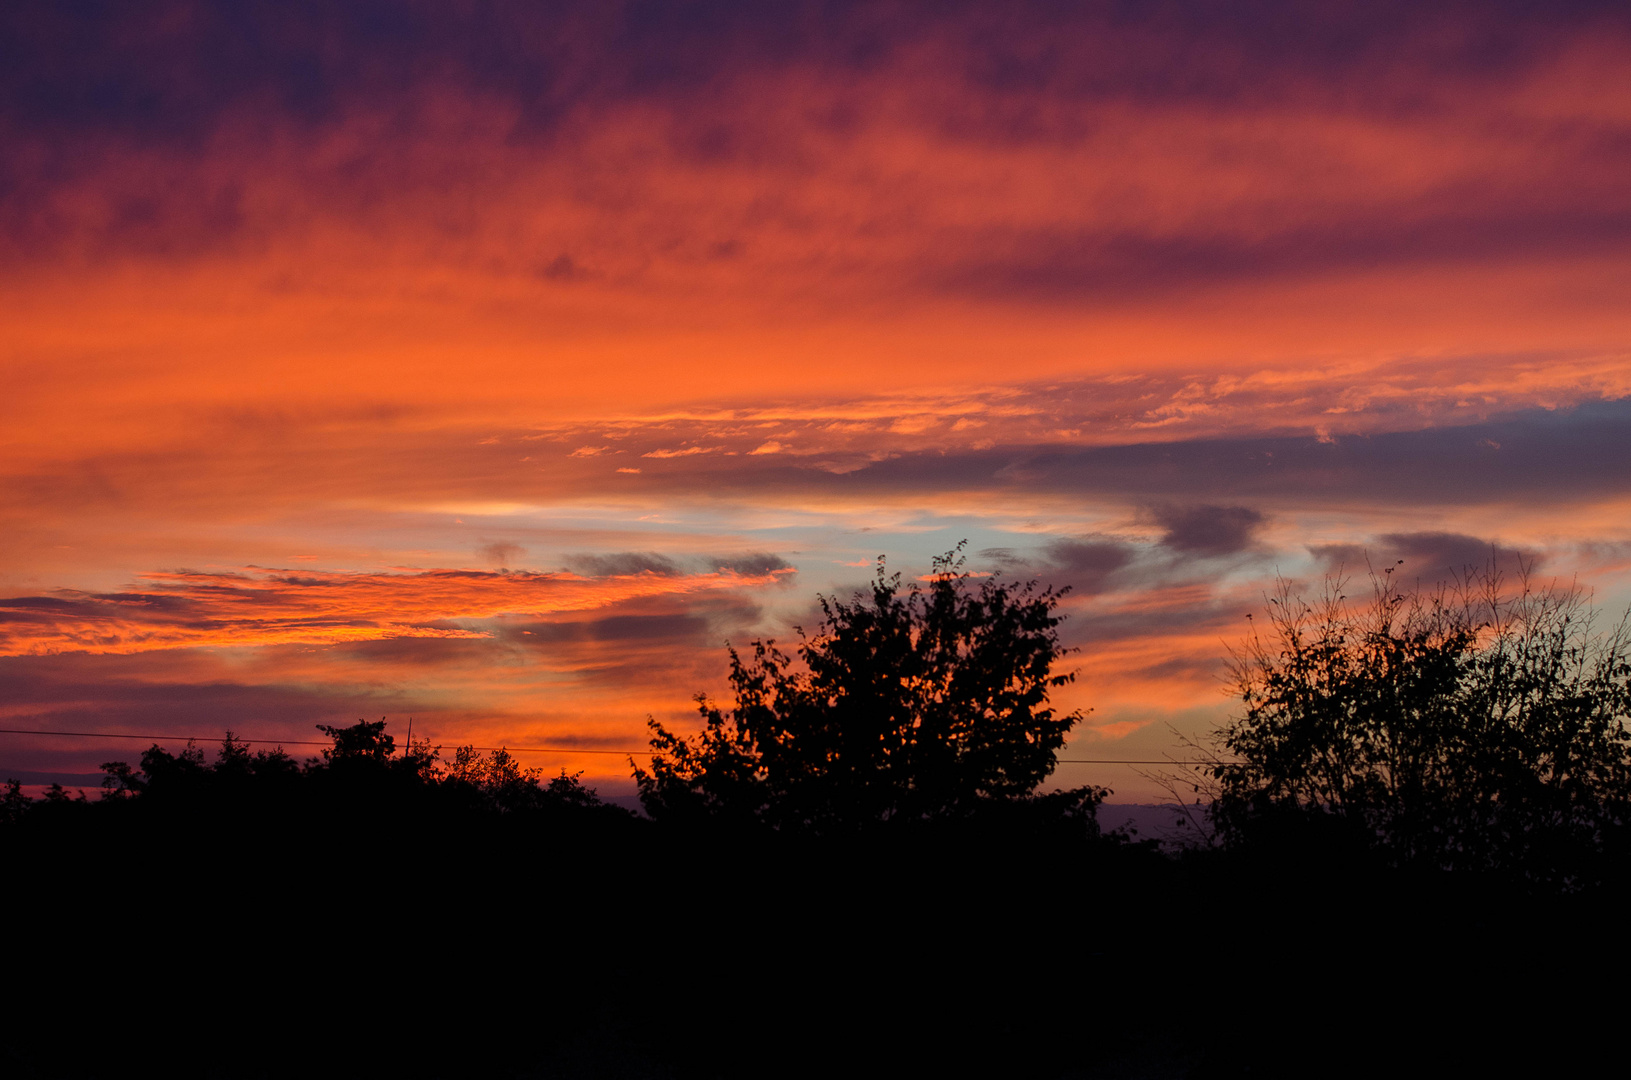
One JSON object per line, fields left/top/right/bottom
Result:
{"left": 687, "top": 401, "right": 1631, "bottom": 509}
{"left": 1306, "top": 542, "right": 1376, "bottom": 572}
{"left": 1380, "top": 532, "right": 1538, "bottom": 577}
{"left": 480, "top": 542, "right": 527, "bottom": 567}
{"left": 977, "top": 538, "right": 1134, "bottom": 595}
{"left": 708, "top": 553, "right": 793, "bottom": 577}
{"left": 1042, "top": 538, "right": 1137, "bottom": 593}
{"left": 35, "top": 398, "right": 1619, "bottom": 528}
{"left": 1123, "top": 654, "right": 1230, "bottom": 686}
{"left": 935, "top": 208, "right": 1631, "bottom": 304}
{"left": 1152, "top": 505, "right": 1265, "bottom": 556}
{"left": 5, "top": 1, "right": 1620, "bottom": 145}
{"left": 5, "top": 0, "right": 1628, "bottom": 284}
{"left": 493, "top": 592, "right": 770, "bottom": 688}
{"left": 1311, "top": 531, "right": 1540, "bottom": 580}
{"left": 562, "top": 552, "right": 680, "bottom": 577}
{"left": 563, "top": 551, "right": 791, "bottom": 578}
{"left": 308, "top": 635, "right": 500, "bottom": 667}
{"left": 1068, "top": 595, "right": 1248, "bottom": 650}
{"left": 508, "top": 612, "right": 710, "bottom": 646}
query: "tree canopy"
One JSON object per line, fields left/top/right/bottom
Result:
{"left": 634, "top": 548, "right": 1103, "bottom": 832}
{"left": 1209, "top": 567, "right": 1631, "bottom": 879}
{"left": 0, "top": 719, "right": 617, "bottom": 832}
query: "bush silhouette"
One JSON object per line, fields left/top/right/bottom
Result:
{"left": 635, "top": 547, "right": 1104, "bottom": 832}
{"left": 1210, "top": 566, "right": 1631, "bottom": 879}
{"left": 0, "top": 719, "right": 625, "bottom": 839}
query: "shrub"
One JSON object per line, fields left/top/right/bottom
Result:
{"left": 1211, "top": 567, "right": 1631, "bottom": 880}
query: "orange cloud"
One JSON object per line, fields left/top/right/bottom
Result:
{"left": 0, "top": 565, "right": 794, "bottom": 657}
{"left": 5, "top": 15, "right": 1631, "bottom": 468}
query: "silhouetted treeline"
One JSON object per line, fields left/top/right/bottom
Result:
{"left": 7, "top": 744, "right": 1629, "bottom": 1077}
{"left": 4, "top": 719, "right": 626, "bottom": 831}
{"left": 2, "top": 721, "right": 1171, "bottom": 1079}
{"left": 6, "top": 558, "right": 1631, "bottom": 1077}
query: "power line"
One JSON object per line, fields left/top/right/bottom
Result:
{"left": 0, "top": 727, "right": 1225, "bottom": 765}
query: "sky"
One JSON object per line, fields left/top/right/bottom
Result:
{"left": 4, "top": 0, "right": 1631, "bottom": 803}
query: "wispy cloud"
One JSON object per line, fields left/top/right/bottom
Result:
{"left": 641, "top": 447, "right": 726, "bottom": 459}
{"left": 0, "top": 563, "right": 794, "bottom": 656}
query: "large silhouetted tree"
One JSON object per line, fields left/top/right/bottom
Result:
{"left": 635, "top": 547, "right": 1103, "bottom": 832}
{"left": 1209, "top": 567, "right": 1631, "bottom": 879}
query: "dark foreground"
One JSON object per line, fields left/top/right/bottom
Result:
{"left": 6, "top": 792, "right": 1627, "bottom": 1079}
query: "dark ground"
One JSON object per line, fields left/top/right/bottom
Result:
{"left": 5, "top": 802, "right": 1625, "bottom": 1079}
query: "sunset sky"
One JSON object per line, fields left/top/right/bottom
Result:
{"left": 5, "top": 1, "right": 1631, "bottom": 803}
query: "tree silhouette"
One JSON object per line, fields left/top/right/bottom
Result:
{"left": 1209, "top": 566, "right": 1631, "bottom": 879}
{"left": 444, "top": 743, "right": 605, "bottom": 813}
{"left": 317, "top": 717, "right": 395, "bottom": 763}
{"left": 0, "top": 720, "right": 626, "bottom": 835}
{"left": 1, "top": 779, "right": 30, "bottom": 824}
{"left": 635, "top": 547, "right": 1103, "bottom": 832}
